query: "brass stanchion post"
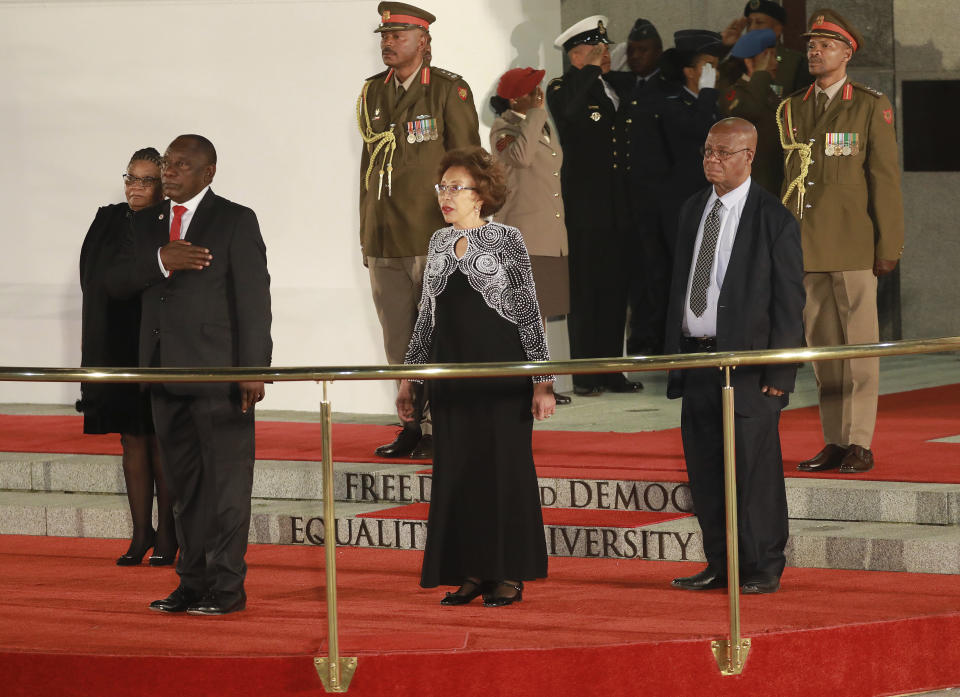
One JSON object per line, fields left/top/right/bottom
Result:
{"left": 314, "top": 381, "right": 358, "bottom": 692}
{"left": 710, "top": 366, "right": 751, "bottom": 675}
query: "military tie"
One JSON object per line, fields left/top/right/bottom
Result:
{"left": 816, "top": 90, "right": 828, "bottom": 114}
{"left": 689, "top": 199, "right": 724, "bottom": 317}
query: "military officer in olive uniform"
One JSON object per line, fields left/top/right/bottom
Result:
{"left": 719, "top": 28, "right": 784, "bottom": 196}
{"left": 357, "top": 2, "right": 480, "bottom": 458}
{"left": 720, "top": 0, "right": 812, "bottom": 98}
{"left": 547, "top": 15, "right": 641, "bottom": 396}
{"left": 777, "top": 9, "right": 904, "bottom": 474}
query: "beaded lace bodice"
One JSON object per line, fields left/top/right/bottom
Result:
{"left": 404, "top": 222, "right": 553, "bottom": 383}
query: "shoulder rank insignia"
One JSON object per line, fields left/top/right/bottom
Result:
{"left": 549, "top": 77, "right": 563, "bottom": 91}
{"left": 852, "top": 81, "right": 883, "bottom": 98}
{"left": 431, "top": 66, "right": 463, "bottom": 81}
{"left": 495, "top": 133, "right": 515, "bottom": 152}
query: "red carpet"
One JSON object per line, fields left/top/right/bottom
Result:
{"left": 2, "top": 536, "right": 960, "bottom": 697}
{"left": 2, "top": 383, "right": 959, "bottom": 483}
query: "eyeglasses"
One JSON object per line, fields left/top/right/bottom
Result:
{"left": 700, "top": 146, "right": 752, "bottom": 161}
{"left": 122, "top": 174, "right": 161, "bottom": 187}
{"left": 435, "top": 184, "right": 477, "bottom": 196}
{"left": 159, "top": 158, "right": 191, "bottom": 172}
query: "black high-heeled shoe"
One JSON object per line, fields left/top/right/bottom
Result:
{"left": 116, "top": 531, "right": 156, "bottom": 566}
{"left": 148, "top": 547, "right": 178, "bottom": 567}
{"left": 440, "top": 579, "right": 486, "bottom": 606}
{"left": 483, "top": 581, "right": 523, "bottom": 607}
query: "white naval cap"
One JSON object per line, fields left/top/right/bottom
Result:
{"left": 554, "top": 15, "right": 612, "bottom": 52}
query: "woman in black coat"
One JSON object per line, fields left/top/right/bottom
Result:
{"left": 78, "top": 147, "right": 175, "bottom": 566}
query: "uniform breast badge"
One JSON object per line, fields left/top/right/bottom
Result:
{"left": 590, "top": 111, "right": 601, "bottom": 122}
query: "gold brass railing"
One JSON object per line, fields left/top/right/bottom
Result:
{"left": 2, "top": 335, "right": 958, "bottom": 687}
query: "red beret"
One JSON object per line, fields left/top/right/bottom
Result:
{"left": 496, "top": 67, "right": 546, "bottom": 100}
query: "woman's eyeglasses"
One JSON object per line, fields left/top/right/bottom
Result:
{"left": 435, "top": 184, "right": 477, "bottom": 196}
{"left": 123, "top": 174, "right": 160, "bottom": 187}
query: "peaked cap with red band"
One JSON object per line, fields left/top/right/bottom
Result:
{"left": 374, "top": 1, "right": 435, "bottom": 33}
{"left": 802, "top": 8, "right": 863, "bottom": 52}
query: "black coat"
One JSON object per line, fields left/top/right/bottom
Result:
{"left": 77, "top": 203, "right": 144, "bottom": 427}
{"left": 621, "top": 73, "right": 673, "bottom": 187}
{"left": 546, "top": 65, "right": 629, "bottom": 235}
{"left": 664, "top": 182, "right": 805, "bottom": 415}
{"left": 111, "top": 189, "right": 273, "bottom": 396}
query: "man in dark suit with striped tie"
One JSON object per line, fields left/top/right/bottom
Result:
{"left": 663, "top": 118, "right": 804, "bottom": 595}
{"left": 114, "top": 134, "right": 272, "bottom": 615}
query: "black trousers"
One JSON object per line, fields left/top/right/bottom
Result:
{"left": 679, "top": 366, "right": 789, "bottom": 581}
{"left": 150, "top": 386, "right": 255, "bottom": 603}
{"left": 566, "top": 225, "right": 629, "bottom": 390}
{"left": 626, "top": 190, "right": 672, "bottom": 355}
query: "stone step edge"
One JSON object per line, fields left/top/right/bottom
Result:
{"left": 3, "top": 453, "right": 958, "bottom": 525}
{"left": 2, "top": 494, "right": 959, "bottom": 574}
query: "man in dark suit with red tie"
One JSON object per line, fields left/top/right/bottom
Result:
{"left": 115, "top": 134, "right": 272, "bottom": 615}
{"left": 663, "top": 118, "right": 804, "bottom": 595}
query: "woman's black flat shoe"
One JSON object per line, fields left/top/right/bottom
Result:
{"left": 483, "top": 581, "right": 523, "bottom": 607}
{"left": 440, "top": 580, "right": 485, "bottom": 606}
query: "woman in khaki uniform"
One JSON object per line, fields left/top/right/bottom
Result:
{"left": 489, "top": 68, "right": 569, "bottom": 320}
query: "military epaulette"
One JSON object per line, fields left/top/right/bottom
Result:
{"left": 366, "top": 69, "right": 390, "bottom": 82}
{"left": 548, "top": 77, "right": 564, "bottom": 91}
{"left": 430, "top": 66, "right": 462, "bottom": 82}
{"left": 851, "top": 81, "right": 883, "bottom": 98}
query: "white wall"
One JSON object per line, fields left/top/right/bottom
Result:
{"left": 0, "top": 0, "right": 563, "bottom": 413}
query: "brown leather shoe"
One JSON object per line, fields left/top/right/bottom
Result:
{"left": 838, "top": 445, "right": 874, "bottom": 473}
{"left": 797, "top": 444, "right": 848, "bottom": 472}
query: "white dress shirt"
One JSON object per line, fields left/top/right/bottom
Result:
{"left": 157, "top": 185, "right": 210, "bottom": 276}
{"left": 682, "top": 176, "right": 752, "bottom": 337}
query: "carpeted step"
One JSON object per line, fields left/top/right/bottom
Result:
{"left": 1, "top": 490, "right": 959, "bottom": 573}
{"left": 3, "top": 451, "right": 958, "bottom": 526}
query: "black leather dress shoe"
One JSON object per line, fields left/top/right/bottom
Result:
{"left": 838, "top": 445, "right": 874, "bottom": 473}
{"left": 573, "top": 385, "right": 603, "bottom": 396}
{"left": 554, "top": 393, "right": 572, "bottom": 405}
{"left": 375, "top": 426, "right": 421, "bottom": 458}
{"left": 607, "top": 377, "right": 643, "bottom": 393}
{"left": 671, "top": 566, "right": 727, "bottom": 591}
{"left": 149, "top": 585, "right": 202, "bottom": 613}
{"left": 741, "top": 577, "right": 781, "bottom": 594}
{"left": 796, "top": 444, "right": 848, "bottom": 472}
{"left": 186, "top": 591, "right": 246, "bottom": 616}
{"left": 408, "top": 434, "right": 433, "bottom": 460}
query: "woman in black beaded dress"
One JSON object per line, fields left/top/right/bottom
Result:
{"left": 397, "top": 147, "right": 555, "bottom": 607}
{"left": 77, "top": 148, "right": 176, "bottom": 566}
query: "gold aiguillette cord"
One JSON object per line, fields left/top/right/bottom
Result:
{"left": 356, "top": 81, "right": 397, "bottom": 199}
{"left": 776, "top": 99, "right": 813, "bottom": 219}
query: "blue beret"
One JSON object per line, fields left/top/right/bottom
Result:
{"left": 730, "top": 28, "right": 777, "bottom": 58}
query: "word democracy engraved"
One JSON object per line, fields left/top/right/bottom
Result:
{"left": 341, "top": 472, "right": 693, "bottom": 513}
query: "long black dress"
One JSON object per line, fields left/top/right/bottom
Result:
{"left": 77, "top": 203, "right": 153, "bottom": 435}
{"left": 406, "top": 223, "right": 550, "bottom": 588}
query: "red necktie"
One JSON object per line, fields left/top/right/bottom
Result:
{"left": 169, "top": 205, "right": 187, "bottom": 242}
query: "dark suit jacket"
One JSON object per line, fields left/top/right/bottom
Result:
{"left": 664, "top": 181, "right": 804, "bottom": 415}
{"left": 110, "top": 189, "right": 272, "bottom": 396}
